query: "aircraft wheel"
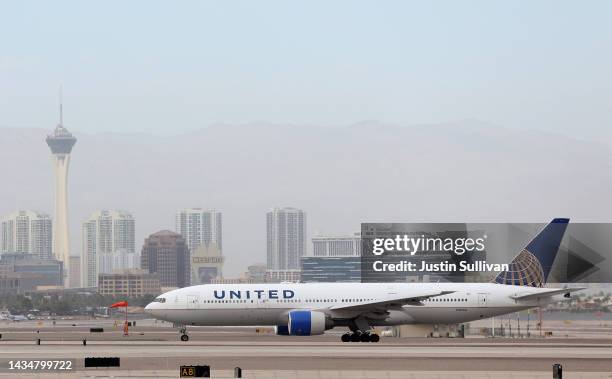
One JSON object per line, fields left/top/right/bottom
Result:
{"left": 370, "top": 334, "right": 380, "bottom": 343}
{"left": 350, "top": 332, "right": 361, "bottom": 342}
{"left": 360, "top": 332, "right": 371, "bottom": 342}
{"left": 341, "top": 333, "right": 351, "bottom": 342}
{"left": 180, "top": 334, "right": 189, "bottom": 342}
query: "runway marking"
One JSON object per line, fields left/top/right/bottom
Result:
{"left": 1, "top": 344, "right": 611, "bottom": 360}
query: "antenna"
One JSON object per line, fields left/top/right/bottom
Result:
{"left": 59, "top": 85, "right": 63, "bottom": 126}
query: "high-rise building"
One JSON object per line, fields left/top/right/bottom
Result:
{"left": 175, "top": 208, "right": 222, "bottom": 252}
{"left": 46, "top": 102, "right": 76, "bottom": 285}
{"left": 81, "top": 210, "right": 136, "bottom": 288}
{"left": 312, "top": 233, "right": 361, "bottom": 257}
{"left": 69, "top": 256, "right": 81, "bottom": 288}
{"left": 141, "top": 230, "right": 190, "bottom": 288}
{"left": 266, "top": 207, "right": 306, "bottom": 270}
{"left": 1, "top": 210, "right": 53, "bottom": 259}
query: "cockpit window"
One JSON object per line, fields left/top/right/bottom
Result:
{"left": 153, "top": 297, "right": 166, "bottom": 303}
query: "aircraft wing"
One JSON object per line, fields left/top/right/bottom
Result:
{"left": 330, "top": 290, "right": 455, "bottom": 313}
{"left": 510, "top": 287, "right": 585, "bottom": 301}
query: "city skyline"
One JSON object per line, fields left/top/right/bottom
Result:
{"left": 1, "top": 122, "right": 610, "bottom": 277}
{"left": 2, "top": 0, "right": 612, "bottom": 279}
{"left": 0, "top": 202, "right": 325, "bottom": 281}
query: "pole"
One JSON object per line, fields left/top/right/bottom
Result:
{"left": 509, "top": 314, "right": 512, "bottom": 338}
{"left": 527, "top": 309, "right": 530, "bottom": 338}
{"left": 539, "top": 307, "right": 543, "bottom": 337}
{"left": 123, "top": 306, "right": 129, "bottom": 336}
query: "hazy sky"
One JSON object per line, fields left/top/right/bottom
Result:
{"left": 1, "top": 1, "right": 611, "bottom": 139}
{"left": 2, "top": 2, "right": 612, "bottom": 276}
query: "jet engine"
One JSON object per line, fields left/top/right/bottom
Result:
{"left": 287, "top": 310, "right": 328, "bottom": 336}
{"left": 275, "top": 325, "right": 290, "bottom": 335}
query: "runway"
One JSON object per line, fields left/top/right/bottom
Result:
{"left": 0, "top": 321, "right": 611, "bottom": 378}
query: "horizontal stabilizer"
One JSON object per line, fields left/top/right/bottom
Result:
{"left": 510, "top": 287, "right": 585, "bottom": 301}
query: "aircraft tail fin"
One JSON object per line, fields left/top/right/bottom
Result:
{"left": 493, "top": 218, "right": 569, "bottom": 287}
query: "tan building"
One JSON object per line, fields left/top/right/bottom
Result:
{"left": 69, "top": 256, "right": 81, "bottom": 288}
{"left": 210, "top": 277, "right": 255, "bottom": 284}
{"left": 98, "top": 269, "right": 161, "bottom": 297}
{"left": 190, "top": 244, "right": 224, "bottom": 285}
{"left": 246, "top": 264, "right": 267, "bottom": 282}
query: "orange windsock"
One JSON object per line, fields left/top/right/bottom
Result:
{"left": 110, "top": 301, "right": 128, "bottom": 308}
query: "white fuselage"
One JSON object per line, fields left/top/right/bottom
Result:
{"left": 145, "top": 282, "right": 561, "bottom": 327}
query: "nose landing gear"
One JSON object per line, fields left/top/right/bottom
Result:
{"left": 179, "top": 326, "right": 189, "bottom": 342}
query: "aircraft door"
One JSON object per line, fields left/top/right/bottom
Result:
{"left": 259, "top": 292, "right": 270, "bottom": 308}
{"left": 187, "top": 295, "right": 199, "bottom": 309}
{"left": 477, "top": 293, "right": 488, "bottom": 307}
{"left": 254, "top": 292, "right": 271, "bottom": 324}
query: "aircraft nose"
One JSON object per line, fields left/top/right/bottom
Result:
{"left": 144, "top": 302, "right": 155, "bottom": 313}
{"left": 144, "top": 301, "right": 168, "bottom": 321}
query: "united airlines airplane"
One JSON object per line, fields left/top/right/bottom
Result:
{"left": 145, "top": 218, "right": 582, "bottom": 342}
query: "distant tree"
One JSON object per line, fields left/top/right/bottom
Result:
{"left": 0, "top": 293, "right": 158, "bottom": 315}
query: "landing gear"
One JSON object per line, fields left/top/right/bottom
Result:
{"left": 340, "top": 331, "right": 380, "bottom": 343}
{"left": 179, "top": 326, "right": 189, "bottom": 342}
{"left": 340, "top": 317, "right": 380, "bottom": 343}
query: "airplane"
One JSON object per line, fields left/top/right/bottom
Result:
{"left": 10, "top": 314, "right": 28, "bottom": 322}
{"left": 145, "top": 218, "right": 583, "bottom": 342}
